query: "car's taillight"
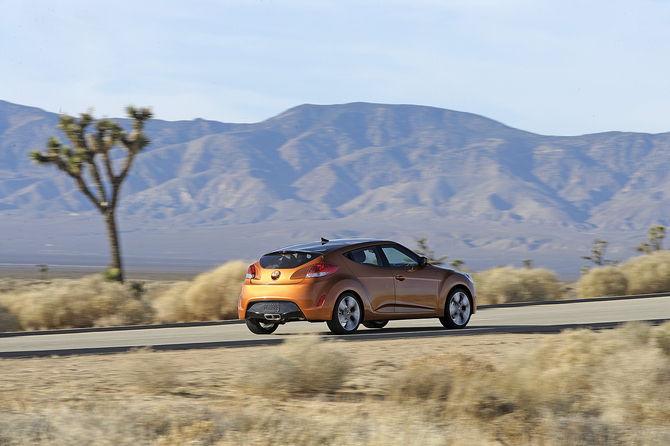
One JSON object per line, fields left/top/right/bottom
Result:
{"left": 306, "top": 263, "right": 339, "bottom": 278}
{"left": 246, "top": 264, "right": 259, "bottom": 280}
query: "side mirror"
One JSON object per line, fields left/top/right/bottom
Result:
{"left": 418, "top": 256, "right": 428, "bottom": 267}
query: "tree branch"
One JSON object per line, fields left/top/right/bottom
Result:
{"left": 49, "top": 156, "right": 103, "bottom": 212}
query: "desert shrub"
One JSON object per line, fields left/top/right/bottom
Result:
{"left": 493, "top": 323, "right": 670, "bottom": 425}
{"left": 386, "top": 356, "right": 453, "bottom": 402}
{"left": 0, "top": 402, "right": 226, "bottom": 446}
{"left": 397, "top": 323, "right": 670, "bottom": 444}
{"left": 656, "top": 321, "right": 670, "bottom": 356}
{"left": 152, "top": 261, "right": 246, "bottom": 322}
{"left": 473, "top": 266, "right": 565, "bottom": 305}
{"left": 0, "top": 275, "right": 153, "bottom": 331}
{"left": 151, "top": 281, "right": 193, "bottom": 322}
{"left": 577, "top": 266, "right": 628, "bottom": 298}
{"left": 617, "top": 320, "right": 652, "bottom": 345}
{"left": 238, "top": 336, "right": 350, "bottom": 396}
{"left": 122, "top": 348, "right": 183, "bottom": 393}
{"left": 0, "top": 302, "right": 18, "bottom": 332}
{"left": 101, "top": 268, "right": 122, "bottom": 282}
{"left": 619, "top": 250, "right": 670, "bottom": 295}
{"left": 0, "top": 399, "right": 491, "bottom": 446}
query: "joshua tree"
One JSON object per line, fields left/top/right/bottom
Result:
{"left": 580, "top": 238, "right": 619, "bottom": 270}
{"left": 30, "top": 106, "right": 153, "bottom": 282}
{"left": 449, "top": 259, "right": 465, "bottom": 270}
{"left": 35, "top": 264, "right": 49, "bottom": 280}
{"left": 415, "top": 237, "right": 448, "bottom": 265}
{"left": 636, "top": 225, "right": 665, "bottom": 254}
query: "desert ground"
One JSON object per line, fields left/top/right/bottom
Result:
{"left": 2, "top": 326, "right": 670, "bottom": 445}
{"left": 0, "top": 333, "right": 547, "bottom": 445}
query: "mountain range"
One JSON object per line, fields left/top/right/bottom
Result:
{"left": 1, "top": 99, "right": 668, "bottom": 277}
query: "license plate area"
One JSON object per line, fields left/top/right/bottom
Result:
{"left": 259, "top": 302, "right": 280, "bottom": 313}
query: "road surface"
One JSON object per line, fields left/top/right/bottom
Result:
{"left": 1, "top": 294, "right": 669, "bottom": 358}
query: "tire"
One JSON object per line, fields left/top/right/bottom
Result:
{"left": 439, "top": 289, "right": 472, "bottom": 329}
{"left": 327, "top": 293, "right": 362, "bottom": 334}
{"left": 246, "top": 319, "right": 279, "bottom": 335}
{"left": 362, "top": 320, "right": 388, "bottom": 329}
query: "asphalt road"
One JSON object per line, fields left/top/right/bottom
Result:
{"left": 1, "top": 294, "right": 669, "bottom": 358}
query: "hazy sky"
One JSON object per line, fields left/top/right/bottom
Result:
{"left": 2, "top": 0, "right": 669, "bottom": 136}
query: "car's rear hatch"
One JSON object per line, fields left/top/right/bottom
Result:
{"left": 249, "top": 250, "right": 323, "bottom": 284}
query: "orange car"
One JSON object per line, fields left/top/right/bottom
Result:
{"left": 239, "top": 238, "right": 476, "bottom": 335}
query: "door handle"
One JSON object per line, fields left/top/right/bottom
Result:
{"left": 395, "top": 275, "right": 406, "bottom": 281}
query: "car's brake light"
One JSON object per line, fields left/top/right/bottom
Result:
{"left": 246, "top": 264, "right": 259, "bottom": 280}
{"left": 306, "top": 263, "right": 339, "bottom": 278}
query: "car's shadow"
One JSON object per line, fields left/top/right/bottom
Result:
{"left": 278, "top": 325, "right": 487, "bottom": 339}
{"left": 274, "top": 320, "right": 652, "bottom": 339}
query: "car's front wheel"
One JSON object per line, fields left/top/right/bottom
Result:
{"left": 439, "top": 289, "right": 472, "bottom": 329}
{"left": 362, "top": 320, "right": 388, "bottom": 329}
{"left": 327, "top": 293, "right": 362, "bottom": 334}
{"left": 246, "top": 319, "right": 279, "bottom": 334}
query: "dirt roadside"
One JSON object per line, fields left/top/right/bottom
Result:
{"left": 0, "top": 332, "right": 548, "bottom": 402}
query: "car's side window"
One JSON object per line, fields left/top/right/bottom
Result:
{"left": 381, "top": 246, "right": 419, "bottom": 267}
{"left": 348, "top": 248, "right": 380, "bottom": 266}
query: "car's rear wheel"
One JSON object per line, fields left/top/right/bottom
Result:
{"left": 246, "top": 319, "right": 279, "bottom": 334}
{"left": 439, "top": 289, "right": 472, "bottom": 329}
{"left": 327, "top": 293, "right": 362, "bottom": 334}
{"left": 362, "top": 320, "right": 388, "bottom": 329}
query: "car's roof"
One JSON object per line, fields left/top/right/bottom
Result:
{"left": 266, "top": 238, "right": 391, "bottom": 255}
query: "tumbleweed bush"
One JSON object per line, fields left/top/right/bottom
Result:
{"left": 473, "top": 266, "right": 565, "bottom": 305}
{"left": 389, "top": 322, "right": 670, "bottom": 445}
{"left": 0, "top": 275, "right": 152, "bottom": 331}
{"left": 577, "top": 265, "right": 628, "bottom": 298}
{"left": 152, "top": 261, "right": 246, "bottom": 323}
{"left": 238, "top": 336, "right": 351, "bottom": 396}
{"left": 619, "top": 250, "right": 670, "bottom": 295}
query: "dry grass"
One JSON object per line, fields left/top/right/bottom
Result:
{"left": 1, "top": 327, "right": 669, "bottom": 445}
{"left": 578, "top": 251, "right": 670, "bottom": 298}
{"left": 0, "top": 275, "right": 153, "bottom": 331}
{"left": 489, "top": 323, "right": 669, "bottom": 424}
{"left": 123, "top": 347, "right": 184, "bottom": 393}
{"left": 577, "top": 265, "right": 628, "bottom": 298}
{"left": 386, "top": 355, "right": 458, "bottom": 403}
{"left": 473, "top": 266, "right": 566, "bottom": 305}
{"left": 0, "top": 301, "right": 18, "bottom": 332}
{"left": 152, "top": 261, "right": 247, "bottom": 323}
{"left": 620, "top": 250, "right": 670, "bottom": 295}
{"left": 383, "top": 322, "right": 670, "bottom": 445}
{"left": 656, "top": 321, "right": 670, "bottom": 356}
{"left": 0, "top": 261, "right": 247, "bottom": 331}
{"left": 237, "top": 335, "right": 351, "bottom": 396}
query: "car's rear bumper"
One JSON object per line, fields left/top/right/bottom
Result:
{"left": 244, "top": 300, "right": 306, "bottom": 323}
{"left": 238, "top": 280, "right": 336, "bottom": 321}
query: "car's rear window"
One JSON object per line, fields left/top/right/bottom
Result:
{"left": 260, "top": 251, "right": 320, "bottom": 269}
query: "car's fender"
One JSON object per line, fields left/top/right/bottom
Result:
{"left": 326, "top": 277, "right": 370, "bottom": 312}
{"left": 299, "top": 277, "right": 370, "bottom": 321}
{"left": 438, "top": 274, "right": 476, "bottom": 316}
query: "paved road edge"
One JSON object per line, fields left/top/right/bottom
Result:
{"left": 3, "top": 318, "right": 670, "bottom": 359}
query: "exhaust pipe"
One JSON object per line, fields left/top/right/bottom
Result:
{"left": 264, "top": 314, "right": 281, "bottom": 321}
